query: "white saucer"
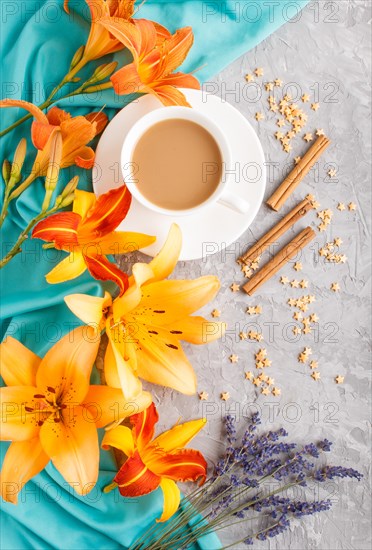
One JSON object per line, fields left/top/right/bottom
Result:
{"left": 93, "top": 89, "right": 266, "bottom": 261}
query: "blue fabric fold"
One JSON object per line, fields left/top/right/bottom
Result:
{"left": 0, "top": 1, "right": 308, "bottom": 548}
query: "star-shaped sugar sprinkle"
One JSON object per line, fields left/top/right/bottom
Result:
{"left": 309, "top": 313, "right": 319, "bottom": 323}
{"left": 256, "top": 360, "right": 264, "bottom": 370}
{"left": 328, "top": 168, "right": 337, "bottom": 178}
{"left": 265, "top": 82, "right": 274, "bottom": 91}
{"left": 230, "top": 283, "right": 240, "bottom": 292}
{"left": 262, "top": 358, "right": 272, "bottom": 367}
{"left": 290, "top": 279, "right": 299, "bottom": 288}
{"left": 304, "top": 133, "right": 313, "bottom": 142}
{"left": 334, "top": 237, "right": 343, "bottom": 247}
{"left": 199, "top": 391, "right": 209, "bottom": 400}
{"left": 294, "top": 156, "right": 302, "bottom": 165}
{"left": 248, "top": 331, "right": 263, "bottom": 342}
{"left": 283, "top": 143, "right": 292, "bottom": 153}
{"left": 266, "top": 377, "right": 275, "bottom": 386}
{"left": 245, "top": 73, "right": 254, "bottom": 82}
{"left": 255, "top": 112, "right": 264, "bottom": 121}
{"left": 270, "top": 104, "right": 279, "bottom": 113}
{"left": 316, "top": 129, "right": 325, "bottom": 136}
{"left": 311, "top": 371, "right": 321, "bottom": 381}
{"left": 247, "top": 306, "right": 256, "bottom": 315}
{"left": 335, "top": 375, "right": 344, "bottom": 384}
{"left": 272, "top": 387, "right": 281, "bottom": 397}
{"left": 239, "top": 331, "right": 247, "bottom": 340}
{"left": 274, "top": 78, "right": 283, "bottom": 87}
{"left": 348, "top": 202, "right": 356, "bottom": 211}
{"left": 261, "top": 387, "right": 271, "bottom": 396}
{"left": 275, "top": 131, "right": 284, "bottom": 140}
{"left": 283, "top": 94, "right": 292, "bottom": 102}
{"left": 245, "top": 371, "right": 253, "bottom": 381}
{"left": 255, "top": 305, "right": 262, "bottom": 314}
{"left": 298, "top": 352, "right": 308, "bottom": 364}
{"left": 229, "top": 354, "right": 239, "bottom": 363}
{"left": 309, "top": 360, "right": 318, "bottom": 370}
{"left": 242, "top": 265, "right": 253, "bottom": 278}
{"left": 293, "top": 311, "right": 302, "bottom": 321}
{"left": 255, "top": 348, "right": 267, "bottom": 361}
{"left": 311, "top": 103, "right": 320, "bottom": 111}
{"left": 293, "top": 326, "right": 302, "bottom": 335}
{"left": 221, "top": 392, "right": 230, "bottom": 401}
{"left": 280, "top": 276, "right": 289, "bottom": 284}
{"left": 253, "top": 377, "right": 261, "bottom": 387}
{"left": 299, "top": 279, "right": 308, "bottom": 289}
{"left": 336, "top": 202, "right": 346, "bottom": 213}
{"left": 294, "top": 262, "right": 302, "bottom": 272}
{"left": 277, "top": 119, "right": 285, "bottom": 127}
{"left": 288, "top": 298, "right": 297, "bottom": 307}
{"left": 301, "top": 93, "right": 310, "bottom": 102}
{"left": 255, "top": 67, "right": 264, "bottom": 77}
{"left": 211, "top": 309, "right": 221, "bottom": 318}
{"left": 331, "top": 282, "right": 340, "bottom": 292}
{"left": 303, "top": 325, "right": 312, "bottom": 334}
{"left": 303, "top": 347, "right": 312, "bottom": 356}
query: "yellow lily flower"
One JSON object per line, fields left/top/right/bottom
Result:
{"left": 102, "top": 403, "right": 207, "bottom": 522}
{"left": 0, "top": 326, "right": 152, "bottom": 504}
{"left": 65, "top": 224, "right": 225, "bottom": 396}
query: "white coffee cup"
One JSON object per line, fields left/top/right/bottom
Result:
{"left": 121, "top": 106, "right": 250, "bottom": 216}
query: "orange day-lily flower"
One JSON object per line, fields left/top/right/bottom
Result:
{"left": 32, "top": 186, "right": 156, "bottom": 294}
{"left": 64, "top": 224, "right": 225, "bottom": 396}
{"left": 0, "top": 100, "right": 107, "bottom": 176}
{"left": 0, "top": 326, "right": 152, "bottom": 504}
{"left": 99, "top": 17, "right": 200, "bottom": 106}
{"left": 102, "top": 402, "right": 207, "bottom": 522}
{"left": 64, "top": 0, "right": 135, "bottom": 62}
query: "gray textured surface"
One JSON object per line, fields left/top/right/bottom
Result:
{"left": 120, "top": 2, "right": 371, "bottom": 548}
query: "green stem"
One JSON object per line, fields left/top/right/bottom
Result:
{"left": 0, "top": 204, "right": 57, "bottom": 269}
{"left": 0, "top": 56, "right": 88, "bottom": 138}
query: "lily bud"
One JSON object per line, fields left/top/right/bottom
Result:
{"left": 2, "top": 159, "right": 11, "bottom": 184}
{"left": 87, "top": 62, "right": 118, "bottom": 85}
{"left": 69, "top": 45, "right": 85, "bottom": 71}
{"left": 83, "top": 82, "right": 114, "bottom": 94}
{"left": 61, "top": 175, "right": 79, "bottom": 199}
{"left": 54, "top": 176, "right": 79, "bottom": 208}
{"left": 8, "top": 138, "right": 27, "bottom": 189}
{"left": 59, "top": 192, "right": 76, "bottom": 208}
{"left": 42, "top": 132, "right": 63, "bottom": 212}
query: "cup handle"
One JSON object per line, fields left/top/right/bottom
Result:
{"left": 217, "top": 191, "right": 250, "bottom": 214}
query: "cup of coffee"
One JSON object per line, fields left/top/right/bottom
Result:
{"left": 121, "top": 106, "right": 250, "bottom": 216}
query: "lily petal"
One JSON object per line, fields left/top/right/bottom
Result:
{"left": 136, "top": 276, "right": 221, "bottom": 326}
{"left": 96, "top": 231, "right": 156, "bottom": 255}
{"left": 0, "top": 99, "right": 48, "bottom": 123}
{"left": 1, "top": 438, "right": 49, "bottom": 504}
{"left": 75, "top": 146, "right": 95, "bottom": 169}
{"left": 36, "top": 326, "right": 100, "bottom": 404}
{"left": 134, "top": 325, "right": 197, "bottom": 395}
{"left": 104, "top": 332, "right": 143, "bottom": 398}
{"left": 31, "top": 121, "right": 56, "bottom": 150}
{"left": 148, "top": 223, "right": 182, "bottom": 282}
{"left": 110, "top": 62, "right": 144, "bottom": 95}
{"left": 158, "top": 478, "right": 181, "bottom": 522}
{"left": 84, "top": 112, "right": 108, "bottom": 135}
{"left": 162, "top": 27, "right": 194, "bottom": 76}
{"left": 45, "top": 252, "right": 87, "bottom": 284}
{"left": 114, "top": 450, "right": 160, "bottom": 497}
{"left": 150, "top": 418, "right": 206, "bottom": 454}
{"left": 72, "top": 189, "right": 96, "bottom": 218}
{"left": 59, "top": 116, "right": 96, "bottom": 168}
{"left": 113, "top": 262, "right": 155, "bottom": 318}
{"left": 150, "top": 85, "right": 191, "bottom": 107}
{"left": 163, "top": 316, "right": 226, "bottom": 344}
{"left": 149, "top": 448, "right": 207, "bottom": 483}
{"left": 129, "top": 402, "right": 159, "bottom": 450}
{"left": 80, "top": 185, "right": 132, "bottom": 238}
{"left": 0, "top": 387, "right": 41, "bottom": 441}
{"left": 39, "top": 405, "right": 99, "bottom": 495}
{"left": 84, "top": 385, "right": 152, "bottom": 428}
{"left": 99, "top": 17, "right": 143, "bottom": 59}
{"left": 0, "top": 337, "right": 40, "bottom": 387}
{"left": 84, "top": 253, "right": 129, "bottom": 296}
{"left": 32, "top": 212, "right": 81, "bottom": 250}
{"left": 64, "top": 291, "right": 111, "bottom": 328}
{"left": 161, "top": 71, "right": 200, "bottom": 90}
{"left": 101, "top": 425, "right": 134, "bottom": 457}
{"left": 47, "top": 106, "right": 71, "bottom": 126}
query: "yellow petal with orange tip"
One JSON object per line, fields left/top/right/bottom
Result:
{"left": 64, "top": 291, "right": 111, "bottom": 328}
{"left": 113, "top": 262, "right": 155, "bottom": 319}
{"left": 149, "top": 418, "right": 206, "bottom": 455}
{"left": 1, "top": 438, "right": 49, "bottom": 504}
{"left": 104, "top": 329, "right": 143, "bottom": 399}
{"left": 0, "top": 336, "right": 40, "bottom": 386}
{"left": 96, "top": 231, "right": 156, "bottom": 256}
{"left": 0, "top": 386, "right": 41, "bottom": 441}
{"left": 36, "top": 326, "right": 100, "bottom": 404}
{"left": 45, "top": 251, "right": 87, "bottom": 284}
{"left": 158, "top": 478, "right": 181, "bottom": 522}
{"left": 147, "top": 223, "right": 182, "bottom": 282}
{"left": 39, "top": 405, "right": 99, "bottom": 495}
{"left": 162, "top": 316, "right": 226, "bottom": 345}
{"left": 72, "top": 189, "right": 97, "bottom": 218}
{"left": 101, "top": 425, "right": 135, "bottom": 457}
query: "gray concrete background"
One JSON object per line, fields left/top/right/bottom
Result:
{"left": 119, "top": 1, "right": 371, "bottom": 548}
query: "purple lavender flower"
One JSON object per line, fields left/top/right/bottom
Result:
{"left": 318, "top": 439, "right": 333, "bottom": 452}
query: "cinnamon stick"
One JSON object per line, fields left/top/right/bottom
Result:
{"left": 238, "top": 198, "right": 313, "bottom": 265}
{"left": 267, "top": 135, "right": 330, "bottom": 211}
{"left": 243, "top": 226, "right": 316, "bottom": 295}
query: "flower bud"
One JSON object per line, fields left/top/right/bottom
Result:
{"left": 59, "top": 192, "right": 76, "bottom": 208}
{"left": 8, "top": 138, "right": 27, "bottom": 189}
{"left": 2, "top": 159, "right": 11, "bottom": 184}
{"left": 42, "top": 132, "right": 63, "bottom": 212}
{"left": 61, "top": 176, "right": 79, "bottom": 199}
{"left": 87, "top": 62, "right": 118, "bottom": 85}
{"left": 69, "top": 45, "right": 85, "bottom": 71}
